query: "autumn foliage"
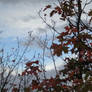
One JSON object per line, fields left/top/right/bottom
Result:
{"left": 21, "top": 0, "right": 92, "bottom": 92}
{"left": 26, "top": 0, "right": 92, "bottom": 91}
{"left": 0, "top": 0, "right": 92, "bottom": 92}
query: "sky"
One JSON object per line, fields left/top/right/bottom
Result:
{"left": 0, "top": 0, "right": 60, "bottom": 48}
{"left": 0, "top": 0, "right": 91, "bottom": 72}
{"left": 0, "top": 0, "right": 65, "bottom": 72}
{"left": 0, "top": 0, "right": 48, "bottom": 38}
{"left": 0, "top": 0, "right": 49, "bottom": 48}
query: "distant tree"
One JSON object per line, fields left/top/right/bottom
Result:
{"left": 0, "top": 38, "right": 32, "bottom": 92}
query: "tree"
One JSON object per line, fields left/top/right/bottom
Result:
{"left": 43, "top": 0, "right": 92, "bottom": 91}
{"left": 0, "top": 38, "right": 32, "bottom": 92}
{"left": 27, "top": 0, "right": 92, "bottom": 91}
{"left": 2, "top": 0, "right": 92, "bottom": 91}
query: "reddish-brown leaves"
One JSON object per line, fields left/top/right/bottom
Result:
{"left": 26, "top": 62, "right": 33, "bottom": 67}
{"left": 22, "top": 60, "right": 41, "bottom": 76}
{"left": 22, "top": 71, "right": 26, "bottom": 76}
{"left": 73, "top": 79, "right": 82, "bottom": 84}
{"left": 51, "top": 43, "right": 62, "bottom": 56}
{"left": 90, "top": 43, "right": 92, "bottom": 46}
{"left": 88, "top": 10, "right": 92, "bottom": 16}
{"left": 32, "top": 80, "right": 39, "bottom": 90}
{"left": 72, "top": 27, "right": 78, "bottom": 32}
{"left": 65, "top": 26, "right": 70, "bottom": 32}
{"left": 26, "top": 60, "right": 39, "bottom": 67}
{"left": 55, "top": 6, "right": 62, "bottom": 14}
{"left": 69, "top": 71, "right": 75, "bottom": 77}
{"left": 43, "top": 5, "right": 51, "bottom": 11}
{"left": 50, "top": 10, "right": 57, "bottom": 17}
{"left": 62, "top": 85, "right": 68, "bottom": 89}
{"left": 20, "top": 0, "right": 92, "bottom": 92}
{"left": 12, "top": 88, "right": 18, "bottom": 92}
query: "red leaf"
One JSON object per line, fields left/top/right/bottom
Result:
{"left": 32, "top": 85, "right": 38, "bottom": 90}
{"left": 26, "top": 62, "right": 32, "bottom": 67}
{"left": 90, "top": 43, "right": 92, "bottom": 46}
{"left": 26, "top": 60, "right": 39, "bottom": 67}
{"left": 62, "top": 85, "right": 68, "bottom": 89}
{"left": 72, "top": 28, "right": 78, "bottom": 32}
{"left": 55, "top": 6, "right": 62, "bottom": 14}
{"left": 69, "top": 71, "right": 75, "bottom": 77}
{"left": 73, "top": 79, "right": 82, "bottom": 84}
{"left": 43, "top": 5, "right": 51, "bottom": 11}
{"left": 22, "top": 71, "right": 26, "bottom": 76}
{"left": 65, "top": 26, "right": 70, "bottom": 32}
{"left": 50, "top": 10, "right": 57, "bottom": 17}
{"left": 12, "top": 88, "right": 18, "bottom": 92}
{"left": 34, "top": 60, "right": 39, "bottom": 64}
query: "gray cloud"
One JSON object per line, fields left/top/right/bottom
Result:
{"left": 21, "top": 15, "right": 38, "bottom": 22}
{"left": 0, "top": 0, "right": 57, "bottom": 39}
{"left": 37, "top": 27, "right": 47, "bottom": 33}
{"left": 0, "top": 0, "right": 54, "bottom": 4}
{"left": 0, "top": 30, "right": 3, "bottom": 34}
{"left": 0, "top": 0, "right": 35, "bottom": 4}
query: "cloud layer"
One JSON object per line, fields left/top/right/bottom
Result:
{"left": 0, "top": 0, "right": 45, "bottom": 38}
{"left": 0, "top": 0, "right": 49, "bottom": 4}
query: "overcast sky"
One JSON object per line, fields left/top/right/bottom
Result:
{"left": 0, "top": 0, "right": 91, "bottom": 71}
{"left": 0, "top": 0, "right": 51, "bottom": 38}
{"left": 0, "top": 0, "right": 63, "bottom": 71}
{"left": 0, "top": 0, "right": 55, "bottom": 50}
{"left": 1, "top": 1, "right": 61, "bottom": 42}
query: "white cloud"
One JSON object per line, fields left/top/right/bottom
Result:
{"left": 45, "top": 58, "right": 65, "bottom": 71}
